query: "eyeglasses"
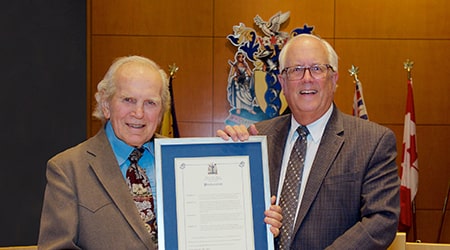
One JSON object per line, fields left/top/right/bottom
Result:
{"left": 281, "top": 64, "right": 335, "bottom": 81}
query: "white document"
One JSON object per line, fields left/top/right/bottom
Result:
{"left": 174, "top": 156, "right": 255, "bottom": 250}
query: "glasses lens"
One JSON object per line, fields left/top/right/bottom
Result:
{"left": 285, "top": 65, "right": 330, "bottom": 81}
{"left": 310, "top": 65, "right": 327, "bottom": 78}
{"left": 286, "top": 67, "right": 305, "bottom": 80}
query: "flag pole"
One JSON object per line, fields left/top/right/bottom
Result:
{"left": 404, "top": 59, "right": 413, "bottom": 82}
{"left": 159, "top": 63, "right": 180, "bottom": 138}
{"left": 437, "top": 181, "right": 450, "bottom": 242}
{"left": 349, "top": 64, "right": 359, "bottom": 82}
{"left": 412, "top": 199, "right": 417, "bottom": 241}
{"left": 348, "top": 65, "right": 359, "bottom": 118}
{"left": 168, "top": 63, "right": 180, "bottom": 138}
{"left": 349, "top": 65, "right": 369, "bottom": 120}
{"left": 403, "top": 59, "right": 416, "bottom": 241}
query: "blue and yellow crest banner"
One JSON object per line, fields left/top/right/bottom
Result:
{"left": 225, "top": 11, "right": 314, "bottom": 127}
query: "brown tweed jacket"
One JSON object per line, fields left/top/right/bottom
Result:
{"left": 38, "top": 129, "right": 158, "bottom": 250}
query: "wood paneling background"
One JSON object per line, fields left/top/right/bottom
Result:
{"left": 87, "top": 0, "right": 450, "bottom": 243}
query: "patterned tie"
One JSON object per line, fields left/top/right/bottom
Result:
{"left": 277, "top": 126, "right": 309, "bottom": 250}
{"left": 126, "top": 148, "right": 158, "bottom": 244}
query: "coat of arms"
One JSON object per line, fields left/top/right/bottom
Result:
{"left": 225, "top": 11, "right": 314, "bottom": 127}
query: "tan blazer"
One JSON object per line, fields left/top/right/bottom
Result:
{"left": 256, "top": 105, "right": 400, "bottom": 250}
{"left": 38, "top": 129, "right": 157, "bottom": 250}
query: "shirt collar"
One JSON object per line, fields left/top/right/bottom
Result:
{"left": 104, "top": 121, "right": 153, "bottom": 166}
{"left": 289, "top": 104, "right": 333, "bottom": 143}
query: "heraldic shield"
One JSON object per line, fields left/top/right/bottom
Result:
{"left": 225, "top": 11, "right": 315, "bottom": 127}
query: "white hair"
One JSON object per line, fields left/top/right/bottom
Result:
{"left": 278, "top": 33, "right": 339, "bottom": 72}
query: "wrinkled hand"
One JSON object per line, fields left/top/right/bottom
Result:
{"left": 264, "top": 196, "right": 282, "bottom": 237}
{"left": 216, "top": 124, "right": 259, "bottom": 141}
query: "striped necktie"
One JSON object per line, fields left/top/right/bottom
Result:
{"left": 277, "top": 126, "right": 309, "bottom": 250}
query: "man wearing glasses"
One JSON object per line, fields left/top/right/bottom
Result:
{"left": 218, "top": 34, "right": 400, "bottom": 249}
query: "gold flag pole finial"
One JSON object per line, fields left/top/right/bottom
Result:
{"left": 348, "top": 65, "right": 359, "bottom": 82}
{"left": 169, "top": 63, "right": 179, "bottom": 78}
{"left": 404, "top": 59, "right": 414, "bottom": 79}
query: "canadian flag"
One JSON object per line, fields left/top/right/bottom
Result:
{"left": 398, "top": 76, "right": 419, "bottom": 232}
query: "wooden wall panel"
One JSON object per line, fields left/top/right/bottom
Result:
{"left": 213, "top": 37, "right": 236, "bottom": 123}
{"left": 178, "top": 121, "right": 213, "bottom": 138}
{"left": 214, "top": 0, "right": 335, "bottom": 37}
{"left": 414, "top": 126, "right": 450, "bottom": 209}
{"left": 91, "top": 0, "right": 213, "bottom": 36}
{"left": 334, "top": 39, "right": 450, "bottom": 124}
{"left": 415, "top": 210, "right": 450, "bottom": 243}
{"left": 336, "top": 0, "right": 450, "bottom": 39}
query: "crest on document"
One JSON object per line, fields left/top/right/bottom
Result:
{"left": 208, "top": 162, "right": 218, "bottom": 175}
{"left": 225, "top": 11, "right": 314, "bottom": 127}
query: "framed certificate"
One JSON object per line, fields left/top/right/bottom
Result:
{"left": 154, "top": 136, "right": 273, "bottom": 250}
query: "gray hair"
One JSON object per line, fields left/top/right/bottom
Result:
{"left": 92, "top": 55, "right": 170, "bottom": 122}
{"left": 278, "top": 33, "right": 339, "bottom": 72}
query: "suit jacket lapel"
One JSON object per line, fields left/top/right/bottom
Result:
{"left": 264, "top": 115, "right": 291, "bottom": 196}
{"left": 293, "top": 107, "right": 345, "bottom": 232}
{"left": 87, "top": 130, "right": 154, "bottom": 248}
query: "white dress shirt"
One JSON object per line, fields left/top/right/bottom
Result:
{"left": 276, "top": 104, "right": 333, "bottom": 220}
